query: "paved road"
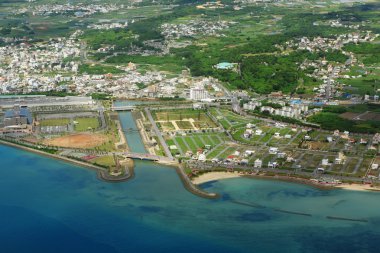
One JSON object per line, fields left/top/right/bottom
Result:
{"left": 144, "top": 108, "right": 173, "bottom": 160}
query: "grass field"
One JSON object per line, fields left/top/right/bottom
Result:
{"left": 92, "top": 156, "right": 116, "bottom": 167}
{"left": 206, "top": 146, "right": 226, "bottom": 159}
{"left": 155, "top": 109, "right": 215, "bottom": 122}
{"left": 210, "top": 108, "right": 261, "bottom": 130}
{"left": 176, "top": 121, "right": 194, "bottom": 129}
{"left": 40, "top": 118, "right": 70, "bottom": 126}
{"left": 154, "top": 109, "right": 217, "bottom": 131}
{"left": 171, "top": 132, "right": 227, "bottom": 156}
{"left": 159, "top": 122, "right": 176, "bottom": 131}
{"left": 74, "top": 117, "right": 100, "bottom": 132}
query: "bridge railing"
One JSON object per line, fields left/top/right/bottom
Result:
{"left": 111, "top": 106, "right": 136, "bottom": 111}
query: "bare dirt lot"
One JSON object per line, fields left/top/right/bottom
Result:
{"left": 43, "top": 133, "right": 108, "bottom": 149}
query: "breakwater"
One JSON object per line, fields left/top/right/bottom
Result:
{"left": 97, "top": 165, "right": 135, "bottom": 183}
{"left": 326, "top": 216, "right": 368, "bottom": 223}
{"left": 176, "top": 165, "right": 219, "bottom": 199}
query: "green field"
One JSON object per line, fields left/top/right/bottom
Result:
{"left": 74, "top": 117, "right": 100, "bottom": 132}
{"left": 153, "top": 109, "right": 217, "bottom": 130}
{"left": 171, "top": 132, "right": 227, "bottom": 157}
{"left": 176, "top": 121, "right": 194, "bottom": 130}
{"left": 92, "top": 155, "right": 115, "bottom": 167}
{"left": 40, "top": 118, "right": 70, "bottom": 126}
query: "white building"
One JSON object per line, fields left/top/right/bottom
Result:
{"left": 243, "top": 101, "right": 261, "bottom": 111}
{"left": 322, "top": 159, "right": 329, "bottom": 166}
{"left": 254, "top": 159, "right": 262, "bottom": 168}
{"left": 245, "top": 150, "right": 255, "bottom": 156}
{"left": 255, "top": 129, "right": 263, "bottom": 136}
{"left": 269, "top": 147, "right": 278, "bottom": 154}
{"left": 190, "top": 87, "right": 209, "bottom": 101}
{"left": 198, "top": 154, "right": 207, "bottom": 162}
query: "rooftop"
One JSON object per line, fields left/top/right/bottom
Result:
{"left": 5, "top": 107, "right": 33, "bottom": 124}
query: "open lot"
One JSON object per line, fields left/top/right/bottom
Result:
{"left": 43, "top": 133, "right": 108, "bottom": 149}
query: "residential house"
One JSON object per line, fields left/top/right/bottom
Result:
{"left": 254, "top": 159, "right": 262, "bottom": 168}
{"left": 269, "top": 147, "right": 278, "bottom": 154}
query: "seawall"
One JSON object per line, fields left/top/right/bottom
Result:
{"left": 0, "top": 139, "right": 105, "bottom": 172}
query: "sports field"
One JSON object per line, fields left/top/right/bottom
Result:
{"left": 74, "top": 117, "right": 100, "bottom": 131}
{"left": 39, "top": 118, "right": 70, "bottom": 126}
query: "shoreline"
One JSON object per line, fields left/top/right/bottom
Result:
{"left": 334, "top": 183, "right": 380, "bottom": 192}
{"left": 0, "top": 139, "right": 105, "bottom": 172}
{"left": 192, "top": 172, "right": 242, "bottom": 185}
{"left": 191, "top": 171, "right": 380, "bottom": 192}
{"left": 97, "top": 164, "right": 135, "bottom": 183}
{"left": 3, "top": 138, "right": 380, "bottom": 195}
{"left": 176, "top": 165, "right": 219, "bottom": 199}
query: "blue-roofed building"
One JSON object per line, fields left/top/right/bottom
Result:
{"left": 290, "top": 99, "right": 302, "bottom": 105}
{"left": 312, "top": 102, "right": 325, "bottom": 107}
{"left": 4, "top": 105, "right": 33, "bottom": 127}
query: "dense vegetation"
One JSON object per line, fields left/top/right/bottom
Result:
{"left": 309, "top": 104, "right": 380, "bottom": 133}
{"left": 78, "top": 64, "right": 124, "bottom": 75}
{"left": 91, "top": 93, "right": 111, "bottom": 100}
{"left": 343, "top": 42, "right": 380, "bottom": 64}
{"left": 308, "top": 112, "right": 380, "bottom": 133}
{"left": 82, "top": 29, "right": 136, "bottom": 51}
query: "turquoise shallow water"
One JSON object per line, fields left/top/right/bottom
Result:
{"left": 1, "top": 144, "right": 380, "bottom": 253}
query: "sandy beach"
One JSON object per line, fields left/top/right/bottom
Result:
{"left": 191, "top": 171, "right": 380, "bottom": 193}
{"left": 335, "top": 183, "right": 380, "bottom": 192}
{"left": 192, "top": 172, "right": 241, "bottom": 185}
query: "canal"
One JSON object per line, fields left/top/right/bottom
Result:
{"left": 114, "top": 100, "right": 151, "bottom": 154}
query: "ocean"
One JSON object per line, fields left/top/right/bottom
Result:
{"left": 1, "top": 144, "right": 380, "bottom": 253}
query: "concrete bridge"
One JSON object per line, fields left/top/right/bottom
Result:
{"left": 111, "top": 106, "right": 136, "bottom": 111}
{"left": 120, "top": 152, "right": 174, "bottom": 163}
